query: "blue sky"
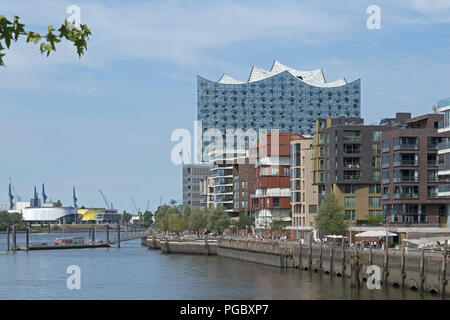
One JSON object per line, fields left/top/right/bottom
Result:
{"left": 1, "top": 0, "right": 450, "bottom": 212}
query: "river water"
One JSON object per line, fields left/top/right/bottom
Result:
{"left": 0, "top": 232, "right": 441, "bottom": 300}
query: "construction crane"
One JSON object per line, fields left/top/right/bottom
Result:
{"left": 131, "top": 197, "right": 140, "bottom": 215}
{"left": 98, "top": 189, "right": 113, "bottom": 210}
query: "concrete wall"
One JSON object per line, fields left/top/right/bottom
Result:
{"left": 141, "top": 237, "right": 217, "bottom": 255}
{"left": 217, "top": 239, "right": 450, "bottom": 296}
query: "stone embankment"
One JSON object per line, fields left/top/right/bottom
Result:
{"left": 142, "top": 236, "right": 449, "bottom": 297}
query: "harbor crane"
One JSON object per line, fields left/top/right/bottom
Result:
{"left": 42, "top": 183, "right": 48, "bottom": 203}
{"left": 8, "top": 177, "right": 17, "bottom": 209}
{"left": 98, "top": 189, "right": 113, "bottom": 210}
{"left": 131, "top": 197, "right": 141, "bottom": 215}
{"left": 73, "top": 187, "right": 78, "bottom": 207}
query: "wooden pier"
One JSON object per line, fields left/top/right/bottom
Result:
{"left": 15, "top": 242, "right": 110, "bottom": 251}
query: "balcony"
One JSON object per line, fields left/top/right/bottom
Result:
{"left": 393, "top": 144, "right": 419, "bottom": 151}
{"left": 394, "top": 193, "right": 419, "bottom": 199}
{"left": 382, "top": 178, "right": 390, "bottom": 185}
{"left": 428, "top": 192, "right": 439, "bottom": 199}
{"left": 382, "top": 194, "right": 390, "bottom": 200}
{"left": 393, "top": 177, "right": 419, "bottom": 183}
{"left": 439, "top": 184, "right": 450, "bottom": 194}
{"left": 438, "top": 141, "right": 450, "bottom": 151}
{"left": 393, "top": 160, "right": 418, "bottom": 167}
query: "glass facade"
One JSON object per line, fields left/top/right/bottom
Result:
{"left": 198, "top": 69, "right": 360, "bottom": 153}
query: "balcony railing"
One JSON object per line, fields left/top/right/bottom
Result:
{"left": 393, "top": 160, "right": 418, "bottom": 167}
{"left": 393, "top": 144, "right": 419, "bottom": 151}
{"left": 382, "top": 194, "right": 390, "bottom": 200}
{"left": 428, "top": 192, "right": 439, "bottom": 199}
{"left": 382, "top": 178, "right": 390, "bottom": 185}
{"left": 393, "top": 177, "right": 419, "bottom": 183}
{"left": 438, "top": 141, "right": 450, "bottom": 150}
{"left": 394, "top": 193, "right": 419, "bottom": 199}
{"left": 439, "top": 184, "right": 450, "bottom": 193}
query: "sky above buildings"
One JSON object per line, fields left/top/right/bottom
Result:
{"left": 0, "top": 0, "right": 449, "bottom": 212}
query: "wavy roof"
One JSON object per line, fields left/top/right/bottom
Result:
{"left": 216, "top": 60, "right": 347, "bottom": 88}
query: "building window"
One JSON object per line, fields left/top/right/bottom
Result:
{"left": 343, "top": 130, "right": 361, "bottom": 141}
{"left": 309, "top": 205, "right": 317, "bottom": 214}
{"left": 372, "top": 131, "right": 382, "bottom": 141}
{"left": 344, "top": 197, "right": 355, "bottom": 208}
{"left": 344, "top": 185, "right": 356, "bottom": 194}
{"left": 273, "top": 197, "right": 280, "bottom": 207}
{"left": 369, "top": 184, "right": 381, "bottom": 194}
{"left": 382, "top": 140, "right": 390, "bottom": 153}
{"left": 369, "top": 197, "right": 381, "bottom": 208}
{"left": 241, "top": 181, "right": 247, "bottom": 189}
{"left": 372, "top": 170, "right": 381, "bottom": 181}
{"left": 345, "top": 210, "right": 355, "bottom": 220}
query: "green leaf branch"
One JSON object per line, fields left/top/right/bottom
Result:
{"left": 0, "top": 15, "right": 91, "bottom": 66}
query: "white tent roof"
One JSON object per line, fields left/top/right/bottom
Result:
{"left": 355, "top": 230, "right": 397, "bottom": 237}
{"left": 325, "top": 235, "right": 346, "bottom": 238}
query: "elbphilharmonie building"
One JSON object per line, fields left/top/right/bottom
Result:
{"left": 197, "top": 60, "right": 361, "bottom": 156}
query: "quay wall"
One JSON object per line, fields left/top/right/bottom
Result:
{"left": 217, "top": 239, "right": 449, "bottom": 297}
{"left": 141, "top": 237, "right": 217, "bottom": 255}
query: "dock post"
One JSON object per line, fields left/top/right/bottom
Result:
{"left": 319, "top": 241, "right": 323, "bottom": 271}
{"left": 117, "top": 225, "right": 121, "bottom": 248}
{"left": 369, "top": 245, "right": 373, "bottom": 265}
{"left": 341, "top": 239, "right": 346, "bottom": 276}
{"left": 330, "top": 246, "right": 334, "bottom": 275}
{"left": 401, "top": 246, "right": 406, "bottom": 288}
{"left": 299, "top": 241, "right": 302, "bottom": 267}
{"left": 106, "top": 225, "right": 110, "bottom": 243}
{"left": 383, "top": 244, "right": 389, "bottom": 284}
{"left": 441, "top": 240, "right": 448, "bottom": 297}
{"left": 12, "top": 225, "right": 16, "bottom": 252}
{"left": 92, "top": 226, "right": 95, "bottom": 244}
{"left": 48, "top": 223, "right": 50, "bottom": 234}
{"left": 308, "top": 236, "right": 312, "bottom": 270}
{"left": 26, "top": 227, "right": 30, "bottom": 251}
{"left": 420, "top": 248, "right": 425, "bottom": 292}
{"left": 7, "top": 224, "right": 10, "bottom": 251}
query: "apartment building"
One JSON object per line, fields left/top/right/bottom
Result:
{"left": 312, "top": 113, "right": 410, "bottom": 223}
{"left": 250, "top": 132, "right": 301, "bottom": 230}
{"left": 382, "top": 113, "right": 449, "bottom": 226}
{"left": 290, "top": 136, "right": 318, "bottom": 228}
{"left": 182, "top": 163, "right": 211, "bottom": 209}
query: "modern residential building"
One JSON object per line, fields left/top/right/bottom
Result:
{"left": 250, "top": 132, "right": 301, "bottom": 230}
{"left": 382, "top": 113, "right": 449, "bottom": 226}
{"left": 437, "top": 98, "right": 450, "bottom": 203}
{"left": 203, "top": 149, "right": 256, "bottom": 218}
{"left": 197, "top": 60, "right": 361, "bottom": 158}
{"left": 312, "top": 113, "right": 410, "bottom": 223}
{"left": 182, "top": 163, "right": 211, "bottom": 209}
{"left": 290, "top": 136, "right": 318, "bottom": 229}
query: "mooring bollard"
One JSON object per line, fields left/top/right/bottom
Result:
{"left": 12, "top": 225, "right": 16, "bottom": 252}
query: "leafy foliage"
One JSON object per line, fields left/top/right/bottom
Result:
{"left": 269, "top": 217, "right": 287, "bottom": 232}
{"left": 0, "top": 211, "right": 27, "bottom": 231}
{"left": 314, "top": 193, "right": 347, "bottom": 235}
{"left": 367, "top": 212, "right": 384, "bottom": 225}
{"left": 142, "top": 210, "right": 154, "bottom": 227}
{"left": 0, "top": 15, "right": 91, "bottom": 66}
{"left": 122, "top": 211, "right": 132, "bottom": 224}
{"left": 206, "top": 206, "right": 231, "bottom": 234}
{"left": 189, "top": 208, "right": 208, "bottom": 233}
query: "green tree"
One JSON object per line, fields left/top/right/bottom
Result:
{"left": 189, "top": 208, "right": 207, "bottom": 235}
{"left": 142, "top": 210, "right": 153, "bottom": 228}
{"left": 122, "top": 211, "right": 132, "bottom": 224}
{"left": 233, "top": 212, "right": 253, "bottom": 236}
{"left": 154, "top": 202, "right": 184, "bottom": 233}
{"left": 207, "top": 207, "right": 231, "bottom": 234}
{"left": 167, "top": 213, "right": 187, "bottom": 233}
{"left": 0, "top": 15, "right": 91, "bottom": 66}
{"left": 367, "top": 212, "right": 383, "bottom": 225}
{"left": 314, "top": 193, "right": 347, "bottom": 235}
{"left": 0, "top": 211, "right": 27, "bottom": 231}
{"left": 270, "top": 217, "right": 287, "bottom": 233}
